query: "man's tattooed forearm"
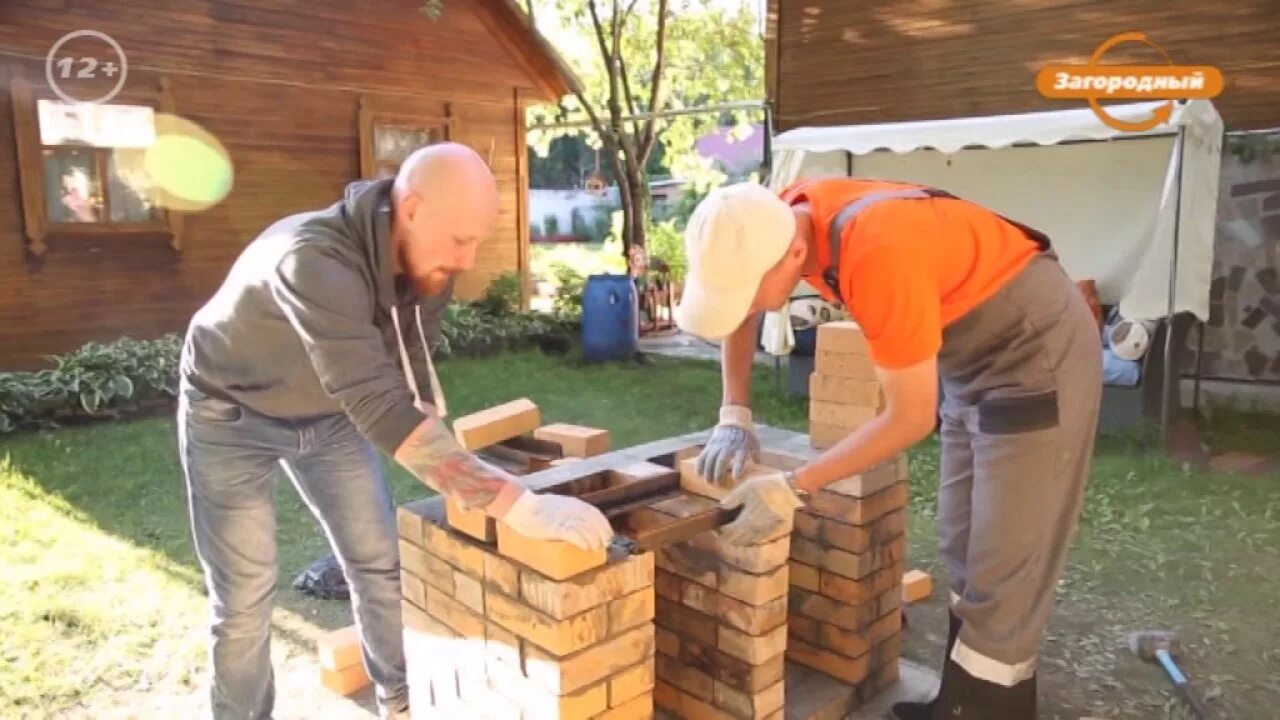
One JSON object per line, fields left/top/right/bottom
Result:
{"left": 398, "top": 421, "right": 508, "bottom": 509}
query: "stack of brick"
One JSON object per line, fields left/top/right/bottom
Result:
{"left": 785, "top": 454, "right": 910, "bottom": 704}
{"left": 317, "top": 625, "right": 371, "bottom": 696}
{"left": 398, "top": 485, "right": 657, "bottom": 718}
{"left": 620, "top": 450, "right": 790, "bottom": 719}
{"left": 808, "top": 321, "right": 884, "bottom": 450}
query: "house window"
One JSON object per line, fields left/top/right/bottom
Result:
{"left": 38, "top": 99, "right": 161, "bottom": 225}
{"left": 358, "top": 97, "right": 453, "bottom": 180}
{"left": 10, "top": 76, "right": 180, "bottom": 255}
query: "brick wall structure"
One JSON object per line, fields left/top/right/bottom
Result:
{"left": 396, "top": 332, "right": 907, "bottom": 719}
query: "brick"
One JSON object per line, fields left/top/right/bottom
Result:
{"left": 656, "top": 567, "right": 683, "bottom": 601}
{"left": 427, "top": 585, "right": 486, "bottom": 639}
{"left": 858, "top": 660, "right": 901, "bottom": 703}
{"left": 487, "top": 655, "right": 609, "bottom": 717}
{"left": 718, "top": 623, "right": 787, "bottom": 665}
{"left": 866, "top": 607, "right": 903, "bottom": 646}
{"left": 809, "top": 373, "right": 882, "bottom": 406}
{"left": 453, "top": 570, "right": 484, "bottom": 614}
{"left": 414, "top": 550, "right": 457, "bottom": 596}
{"left": 810, "top": 400, "right": 878, "bottom": 429}
{"left": 524, "top": 624, "right": 655, "bottom": 696}
{"left": 790, "top": 588, "right": 880, "bottom": 632}
{"left": 819, "top": 621, "right": 871, "bottom": 659}
{"left": 820, "top": 509, "right": 905, "bottom": 554}
{"left": 789, "top": 561, "right": 820, "bottom": 593}
{"left": 609, "top": 588, "right": 656, "bottom": 634}
{"left": 714, "top": 678, "right": 785, "bottom": 718}
{"left": 656, "top": 653, "right": 714, "bottom": 701}
{"left": 824, "top": 458, "right": 902, "bottom": 498}
{"left": 880, "top": 585, "right": 903, "bottom": 617}
{"left": 421, "top": 519, "right": 489, "bottom": 577}
{"left": 445, "top": 496, "right": 496, "bottom": 543}
{"left": 681, "top": 581, "right": 787, "bottom": 636}
{"left": 657, "top": 541, "right": 719, "bottom": 588}
{"left": 463, "top": 690, "right": 523, "bottom": 720}
{"left": 611, "top": 460, "right": 677, "bottom": 483}
{"left": 485, "top": 620, "right": 522, "bottom": 671}
{"left": 814, "top": 350, "right": 876, "bottom": 379}
{"left": 655, "top": 680, "right": 736, "bottom": 720}
{"left": 453, "top": 634, "right": 490, "bottom": 701}
{"left": 656, "top": 626, "right": 680, "bottom": 657}
{"left": 718, "top": 564, "right": 789, "bottom": 606}
{"left": 550, "top": 457, "right": 583, "bottom": 467}
{"left": 809, "top": 422, "right": 853, "bottom": 450}
{"left": 655, "top": 596, "right": 718, "bottom": 646}
{"left": 403, "top": 609, "right": 461, "bottom": 711}
{"left": 689, "top": 530, "right": 790, "bottom": 574}
{"left": 609, "top": 659, "right": 656, "bottom": 705}
{"left": 520, "top": 552, "right": 654, "bottom": 619}
{"left": 496, "top": 521, "right": 607, "bottom": 581}
{"left": 399, "top": 539, "right": 431, "bottom": 583}
{"left": 485, "top": 590, "right": 608, "bottom": 656}
{"left": 787, "top": 614, "right": 820, "bottom": 644}
{"left": 452, "top": 398, "right": 541, "bottom": 450}
{"left": 678, "top": 456, "right": 733, "bottom": 500}
{"left": 815, "top": 321, "right": 869, "bottom": 356}
{"left": 534, "top": 423, "right": 611, "bottom": 457}
{"left": 808, "top": 482, "right": 907, "bottom": 526}
{"left": 820, "top": 561, "right": 903, "bottom": 606}
{"left": 402, "top": 572, "right": 427, "bottom": 610}
{"left": 703, "top": 647, "right": 786, "bottom": 695}
{"left": 650, "top": 493, "right": 720, "bottom": 517}
{"left": 596, "top": 692, "right": 653, "bottom": 720}
{"left": 320, "top": 661, "right": 371, "bottom": 696}
{"left": 873, "top": 631, "right": 903, "bottom": 668}
{"left": 788, "top": 637, "right": 870, "bottom": 686}
{"left": 792, "top": 510, "right": 822, "bottom": 541}
{"left": 790, "top": 536, "right": 824, "bottom": 567}
{"left": 903, "top": 569, "right": 934, "bottom": 604}
{"left": 396, "top": 506, "right": 424, "bottom": 544}
{"left": 317, "top": 625, "right": 362, "bottom": 671}
{"left": 820, "top": 546, "right": 879, "bottom": 580}
{"left": 484, "top": 552, "right": 521, "bottom": 597}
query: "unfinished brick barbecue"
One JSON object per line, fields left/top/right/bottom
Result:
{"left": 395, "top": 324, "right": 907, "bottom": 719}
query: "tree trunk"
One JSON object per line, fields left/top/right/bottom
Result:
{"left": 626, "top": 167, "right": 649, "bottom": 253}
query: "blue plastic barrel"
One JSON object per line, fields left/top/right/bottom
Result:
{"left": 582, "top": 274, "right": 639, "bottom": 362}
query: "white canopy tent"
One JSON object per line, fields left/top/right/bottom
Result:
{"left": 770, "top": 99, "right": 1224, "bottom": 324}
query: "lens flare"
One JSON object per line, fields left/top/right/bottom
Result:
{"left": 142, "top": 113, "right": 233, "bottom": 212}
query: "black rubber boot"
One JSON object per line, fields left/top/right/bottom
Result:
{"left": 931, "top": 658, "right": 1038, "bottom": 720}
{"left": 891, "top": 611, "right": 962, "bottom": 720}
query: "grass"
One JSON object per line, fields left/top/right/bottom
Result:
{"left": 3, "top": 348, "right": 1279, "bottom": 718}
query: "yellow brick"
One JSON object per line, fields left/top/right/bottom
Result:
{"left": 903, "top": 569, "right": 934, "bottom": 604}
{"left": 655, "top": 626, "right": 680, "bottom": 657}
{"left": 608, "top": 588, "right": 656, "bottom": 635}
{"left": 597, "top": 692, "right": 654, "bottom": 720}
{"left": 609, "top": 658, "right": 656, "bottom": 706}
{"left": 519, "top": 552, "right": 654, "bottom": 619}
{"left": 316, "top": 625, "right": 362, "bottom": 671}
{"left": 485, "top": 590, "right": 609, "bottom": 656}
{"left": 718, "top": 623, "right": 788, "bottom": 665}
{"left": 789, "top": 561, "right": 820, "bottom": 593}
{"left": 452, "top": 398, "right": 541, "bottom": 451}
{"left": 718, "top": 564, "right": 789, "bottom": 606}
{"left": 533, "top": 423, "right": 611, "bottom": 457}
{"left": 787, "top": 637, "right": 870, "bottom": 686}
{"left": 524, "top": 624, "right": 655, "bottom": 696}
{"left": 809, "top": 373, "right": 882, "bottom": 406}
{"left": 610, "top": 461, "right": 677, "bottom": 484}
{"left": 421, "top": 520, "right": 488, "bottom": 577}
{"left": 810, "top": 400, "right": 878, "bottom": 429}
{"left": 815, "top": 321, "right": 869, "bottom": 355}
{"left": 814, "top": 350, "right": 876, "bottom": 379}
{"left": 714, "top": 678, "right": 785, "bottom": 718}
{"left": 453, "top": 571, "right": 485, "bottom": 614}
{"left": 678, "top": 456, "right": 730, "bottom": 500}
{"left": 402, "top": 572, "right": 427, "bottom": 610}
{"left": 427, "top": 586, "right": 486, "bottom": 639}
{"left": 396, "top": 506, "right": 423, "bottom": 544}
{"left": 320, "top": 662, "right": 370, "bottom": 696}
{"left": 496, "top": 521, "right": 607, "bottom": 581}
{"left": 656, "top": 652, "right": 714, "bottom": 701}
{"left": 690, "top": 531, "right": 790, "bottom": 574}
{"left": 484, "top": 552, "right": 521, "bottom": 597}
{"left": 485, "top": 620, "right": 522, "bottom": 672}
{"left": 445, "top": 496, "right": 495, "bottom": 543}
{"left": 486, "top": 654, "right": 609, "bottom": 717}
{"left": 809, "top": 421, "right": 853, "bottom": 450}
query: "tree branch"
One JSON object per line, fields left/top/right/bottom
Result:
{"left": 639, "top": 0, "right": 670, "bottom": 166}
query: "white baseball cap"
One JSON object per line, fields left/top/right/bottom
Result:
{"left": 675, "top": 182, "right": 797, "bottom": 340}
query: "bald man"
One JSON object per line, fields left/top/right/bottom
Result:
{"left": 178, "top": 143, "right": 612, "bottom": 720}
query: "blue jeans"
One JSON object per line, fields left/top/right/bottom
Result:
{"left": 178, "top": 382, "right": 407, "bottom": 719}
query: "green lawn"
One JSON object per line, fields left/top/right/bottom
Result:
{"left": 2, "top": 349, "right": 1278, "bottom": 719}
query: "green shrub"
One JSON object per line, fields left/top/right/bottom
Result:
{"left": 544, "top": 213, "right": 560, "bottom": 236}
{"left": 550, "top": 263, "right": 587, "bottom": 318}
{"left": 645, "top": 219, "right": 686, "bottom": 282}
{"left": 474, "top": 271, "right": 523, "bottom": 317}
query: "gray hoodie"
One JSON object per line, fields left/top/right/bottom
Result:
{"left": 179, "top": 178, "right": 451, "bottom": 455}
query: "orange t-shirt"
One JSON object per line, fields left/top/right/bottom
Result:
{"left": 782, "top": 178, "right": 1042, "bottom": 369}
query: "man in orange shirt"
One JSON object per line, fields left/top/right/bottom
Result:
{"left": 675, "top": 179, "right": 1102, "bottom": 720}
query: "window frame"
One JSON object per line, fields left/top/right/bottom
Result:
{"left": 10, "top": 74, "right": 182, "bottom": 255}
{"left": 357, "top": 96, "right": 454, "bottom": 180}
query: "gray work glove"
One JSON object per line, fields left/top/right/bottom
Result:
{"left": 696, "top": 405, "right": 761, "bottom": 483}
{"left": 718, "top": 469, "right": 805, "bottom": 545}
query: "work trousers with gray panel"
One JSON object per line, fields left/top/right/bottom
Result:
{"left": 178, "top": 382, "right": 407, "bottom": 719}
{"left": 935, "top": 252, "right": 1102, "bottom": 687}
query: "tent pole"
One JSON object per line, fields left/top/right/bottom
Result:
{"left": 1161, "top": 125, "right": 1187, "bottom": 452}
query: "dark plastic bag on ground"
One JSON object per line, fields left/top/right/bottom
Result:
{"left": 293, "top": 554, "right": 350, "bottom": 600}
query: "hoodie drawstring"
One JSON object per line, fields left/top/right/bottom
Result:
{"left": 391, "top": 307, "right": 448, "bottom": 418}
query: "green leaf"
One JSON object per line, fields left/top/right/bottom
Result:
{"left": 109, "top": 376, "right": 134, "bottom": 400}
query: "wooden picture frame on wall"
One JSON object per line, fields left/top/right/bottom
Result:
{"left": 357, "top": 97, "right": 453, "bottom": 180}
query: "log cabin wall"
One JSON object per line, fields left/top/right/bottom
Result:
{"left": 0, "top": 0, "right": 549, "bottom": 369}
{"left": 765, "top": 0, "right": 1280, "bottom": 132}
